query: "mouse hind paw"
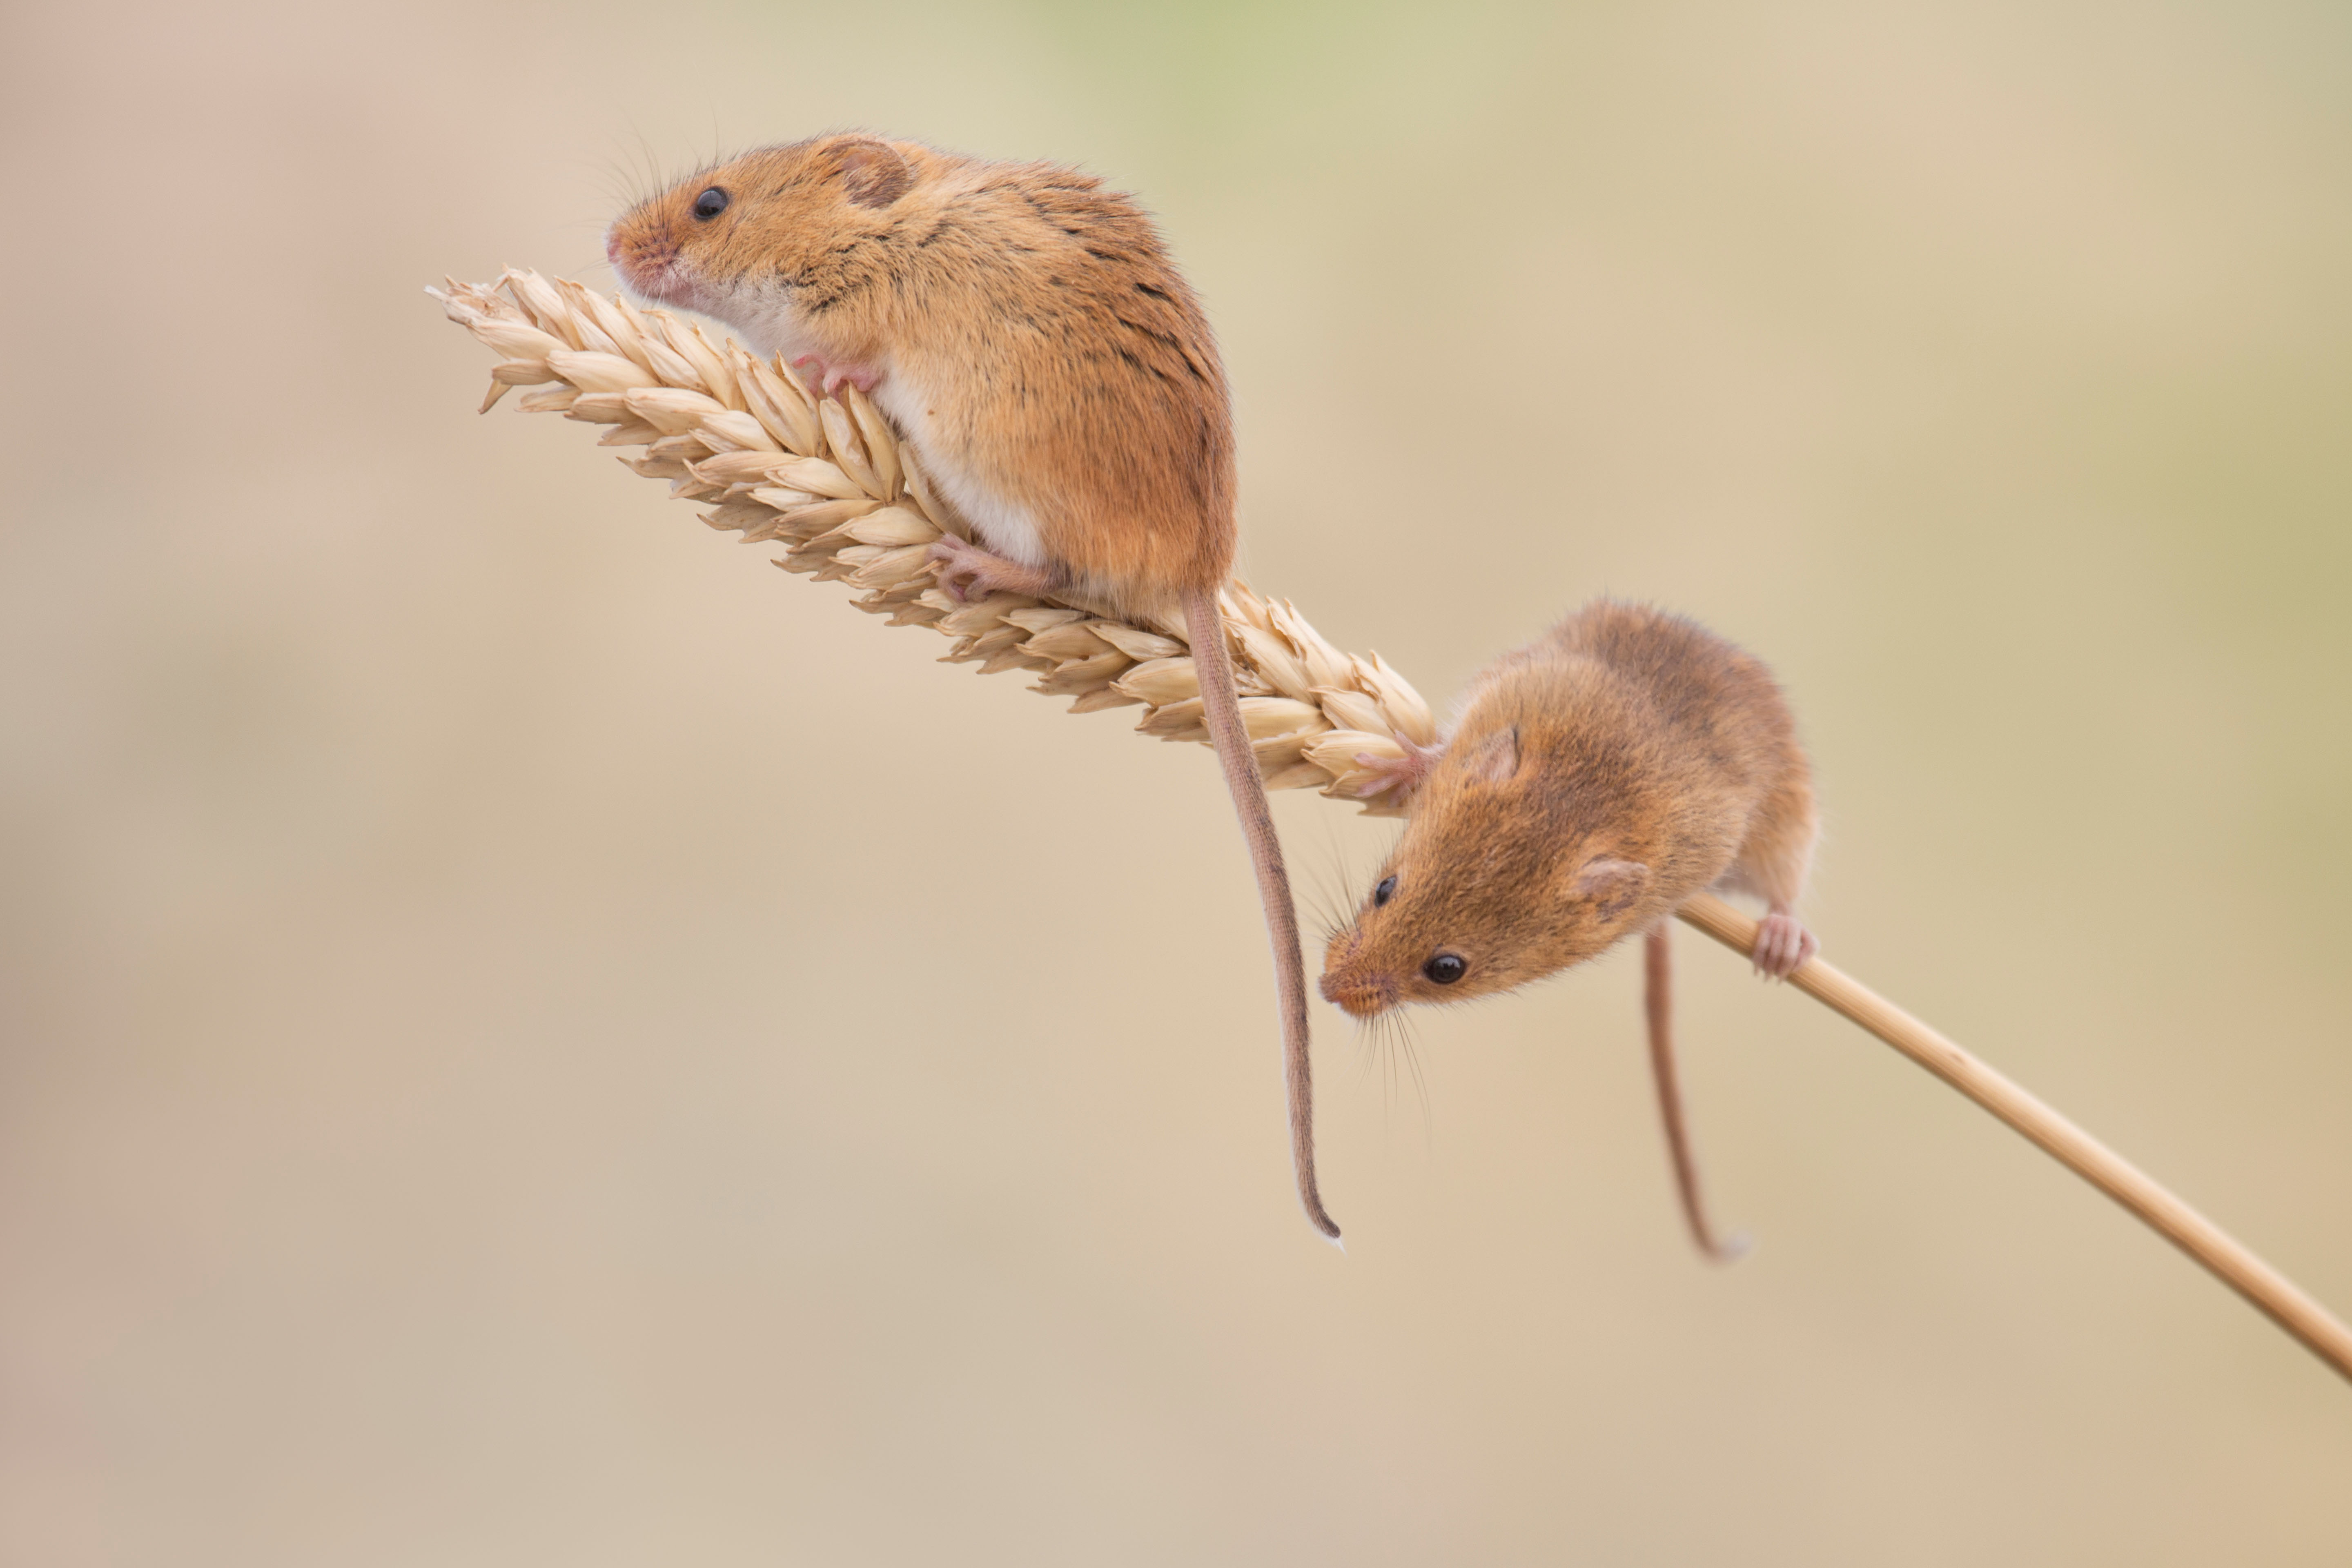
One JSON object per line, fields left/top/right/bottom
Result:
{"left": 1752, "top": 907, "right": 1817, "bottom": 979}
{"left": 928, "top": 535, "right": 1056, "bottom": 602}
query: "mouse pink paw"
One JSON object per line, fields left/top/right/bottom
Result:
{"left": 1752, "top": 908, "right": 1818, "bottom": 979}
{"left": 788, "top": 355, "right": 881, "bottom": 398}
{"left": 1348, "top": 736, "right": 1443, "bottom": 801}
{"left": 927, "top": 535, "right": 1056, "bottom": 602}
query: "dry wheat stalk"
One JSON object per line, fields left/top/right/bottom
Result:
{"left": 431, "top": 270, "right": 2352, "bottom": 1387}
{"left": 1675, "top": 893, "right": 2352, "bottom": 1384}
{"left": 430, "top": 268, "right": 1434, "bottom": 814}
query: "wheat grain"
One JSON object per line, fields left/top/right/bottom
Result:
{"left": 431, "top": 269, "right": 1427, "bottom": 813}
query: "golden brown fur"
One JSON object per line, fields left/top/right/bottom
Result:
{"left": 607, "top": 134, "right": 1235, "bottom": 606}
{"left": 1320, "top": 599, "right": 1815, "bottom": 1258}
{"left": 1320, "top": 599, "right": 1818, "bottom": 1015}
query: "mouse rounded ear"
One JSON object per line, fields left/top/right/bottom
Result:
{"left": 1570, "top": 856, "right": 1650, "bottom": 919}
{"left": 1464, "top": 724, "right": 1521, "bottom": 786}
{"left": 832, "top": 138, "right": 914, "bottom": 209}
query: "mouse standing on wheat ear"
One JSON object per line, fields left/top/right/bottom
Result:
{"left": 605, "top": 133, "right": 1342, "bottom": 1239}
{"left": 1318, "top": 598, "right": 1821, "bottom": 1258}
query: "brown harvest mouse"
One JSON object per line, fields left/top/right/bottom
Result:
{"left": 606, "top": 134, "right": 1340, "bottom": 1239}
{"left": 1319, "top": 599, "right": 1820, "bottom": 1259}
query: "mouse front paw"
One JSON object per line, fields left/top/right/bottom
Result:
{"left": 788, "top": 354, "right": 881, "bottom": 398}
{"left": 1348, "top": 736, "right": 1443, "bottom": 801}
{"left": 1752, "top": 908, "right": 1818, "bottom": 979}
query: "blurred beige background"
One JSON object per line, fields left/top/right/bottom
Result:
{"left": 4, "top": 0, "right": 2350, "bottom": 1561}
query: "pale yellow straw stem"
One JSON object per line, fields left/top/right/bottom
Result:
{"left": 1678, "top": 892, "right": 2352, "bottom": 1385}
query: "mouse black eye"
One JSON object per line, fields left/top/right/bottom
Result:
{"left": 1373, "top": 875, "right": 1398, "bottom": 907}
{"left": 1423, "top": 953, "right": 1467, "bottom": 985}
{"left": 692, "top": 187, "right": 730, "bottom": 221}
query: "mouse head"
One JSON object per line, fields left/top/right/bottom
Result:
{"left": 605, "top": 134, "right": 929, "bottom": 344}
{"left": 1318, "top": 722, "right": 1656, "bottom": 1018}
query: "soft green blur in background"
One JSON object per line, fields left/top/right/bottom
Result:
{"left": 4, "top": 0, "right": 2350, "bottom": 1561}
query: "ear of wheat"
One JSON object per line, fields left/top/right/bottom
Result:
{"left": 431, "top": 271, "right": 2352, "bottom": 1385}
{"left": 430, "top": 268, "right": 1434, "bottom": 816}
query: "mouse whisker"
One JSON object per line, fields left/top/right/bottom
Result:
{"left": 1353, "top": 1008, "right": 1433, "bottom": 1148}
{"left": 1389, "top": 1009, "right": 1434, "bottom": 1150}
{"left": 1298, "top": 818, "right": 1358, "bottom": 946}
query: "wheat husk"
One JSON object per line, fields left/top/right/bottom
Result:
{"left": 431, "top": 269, "right": 1430, "bottom": 813}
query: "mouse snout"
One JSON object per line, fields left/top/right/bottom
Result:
{"left": 1317, "top": 967, "right": 1397, "bottom": 1018}
{"left": 1319, "top": 928, "right": 1395, "bottom": 1017}
{"left": 606, "top": 219, "right": 691, "bottom": 307}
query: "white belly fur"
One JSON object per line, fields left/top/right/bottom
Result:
{"left": 875, "top": 374, "right": 1047, "bottom": 569}
{"left": 730, "top": 302, "right": 1050, "bottom": 570}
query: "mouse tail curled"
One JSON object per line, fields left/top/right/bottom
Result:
{"left": 1185, "top": 585, "right": 1339, "bottom": 1243}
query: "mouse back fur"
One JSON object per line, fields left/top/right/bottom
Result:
{"left": 608, "top": 134, "right": 1235, "bottom": 610}
{"left": 1320, "top": 600, "right": 1817, "bottom": 1016}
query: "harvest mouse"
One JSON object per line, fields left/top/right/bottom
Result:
{"left": 1319, "top": 599, "right": 1820, "bottom": 1258}
{"left": 606, "top": 134, "right": 1340, "bottom": 1239}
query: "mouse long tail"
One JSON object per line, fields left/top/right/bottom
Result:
{"left": 1646, "top": 921, "right": 1748, "bottom": 1263}
{"left": 1184, "top": 585, "right": 1337, "bottom": 1243}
